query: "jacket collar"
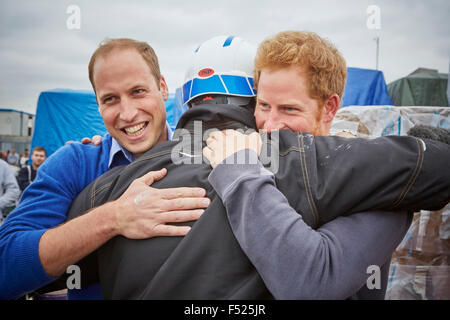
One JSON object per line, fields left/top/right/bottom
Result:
{"left": 175, "top": 103, "right": 257, "bottom": 134}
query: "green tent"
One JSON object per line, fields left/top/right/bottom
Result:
{"left": 387, "top": 68, "right": 449, "bottom": 106}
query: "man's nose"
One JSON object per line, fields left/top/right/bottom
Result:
{"left": 119, "top": 97, "right": 138, "bottom": 122}
{"left": 263, "top": 111, "right": 285, "bottom": 133}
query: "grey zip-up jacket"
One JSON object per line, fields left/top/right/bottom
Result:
{"left": 0, "top": 159, "right": 20, "bottom": 215}
{"left": 66, "top": 103, "right": 450, "bottom": 299}
{"left": 209, "top": 151, "right": 411, "bottom": 299}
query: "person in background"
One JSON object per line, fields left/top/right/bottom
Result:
{"left": 7, "top": 149, "right": 19, "bottom": 166}
{"left": 19, "top": 149, "right": 30, "bottom": 168}
{"left": 18, "top": 146, "right": 47, "bottom": 192}
{"left": 0, "top": 159, "right": 20, "bottom": 225}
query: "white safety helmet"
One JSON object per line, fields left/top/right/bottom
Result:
{"left": 182, "top": 35, "right": 256, "bottom": 107}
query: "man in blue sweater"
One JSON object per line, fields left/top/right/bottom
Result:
{"left": 0, "top": 38, "right": 210, "bottom": 299}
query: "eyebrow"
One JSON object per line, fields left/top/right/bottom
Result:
{"left": 99, "top": 84, "right": 149, "bottom": 102}
{"left": 281, "top": 102, "right": 303, "bottom": 108}
{"left": 129, "top": 84, "right": 148, "bottom": 92}
{"left": 258, "top": 96, "right": 302, "bottom": 107}
{"left": 256, "top": 96, "right": 269, "bottom": 104}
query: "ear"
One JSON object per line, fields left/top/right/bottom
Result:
{"left": 322, "top": 94, "right": 340, "bottom": 124}
{"left": 159, "top": 76, "right": 169, "bottom": 101}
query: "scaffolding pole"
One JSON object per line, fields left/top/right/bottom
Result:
{"left": 374, "top": 36, "right": 380, "bottom": 70}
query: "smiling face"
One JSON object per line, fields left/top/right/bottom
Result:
{"left": 93, "top": 48, "right": 168, "bottom": 157}
{"left": 254, "top": 66, "right": 339, "bottom": 136}
{"left": 254, "top": 66, "right": 323, "bottom": 135}
{"left": 253, "top": 31, "right": 346, "bottom": 136}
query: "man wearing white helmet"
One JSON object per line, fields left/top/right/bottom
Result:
{"left": 182, "top": 35, "right": 256, "bottom": 108}
{"left": 62, "top": 35, "right": 449, "bottom": 299}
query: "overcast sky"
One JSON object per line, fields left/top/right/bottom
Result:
{"left": 1, "top": 0, "right": 449, "bottom": 114}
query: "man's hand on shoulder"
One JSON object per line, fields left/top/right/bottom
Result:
{"left": 65, "top": 135, "right": 102, "bottom": 146}
{"left": 111, "top": 168, "right": 210, "bottom": 238}
{"left": 81, "top": 135, "right": 102, "bottom": 146}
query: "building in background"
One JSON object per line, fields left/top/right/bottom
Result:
{"left": 0, "top": 109, "right": 35, "bottom": 156}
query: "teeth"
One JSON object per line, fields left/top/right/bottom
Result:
{"left": 124, "top": 122, "right": 146, "bottom": 136}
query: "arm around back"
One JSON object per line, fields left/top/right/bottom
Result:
{"left": 209, "top": 150, "right": 412, "bottom": 299}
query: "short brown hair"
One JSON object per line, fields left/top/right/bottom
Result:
{"left": 88, "top": 38, "right": 161, "bottom": 92}
{"left": 254, "top": 31, "right": 347, "bottom": 104}
{"left": 32, "top": 146, "right": 46, "bottom": 156}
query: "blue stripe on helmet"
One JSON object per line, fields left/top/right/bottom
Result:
{"left": 248, "top": 78, "right": 255, "bottom": 94}
{"left": 188, "top": 75, "right": 227, "bottom": 104}
{"left": 182, "top": 75, "right": 255, "bottom": 105}
{"left": 221, "top": 75, "right": 253, "bottom": 96}
{"left": 223, "top": 36, "right": 235, "bottom": 47}
{"left": 182, "top": 80, "right": 193, "bottom": 105}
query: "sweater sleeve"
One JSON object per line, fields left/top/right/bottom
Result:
{"left": 208, "top": 149, "right": 412, "bottom": 299}
{"left": 0, "top": 144, "right": 92, "bottom": 299}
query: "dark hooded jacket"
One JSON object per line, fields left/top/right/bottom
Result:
{"left": 66, "top": 103, "right": 450, "bottom": 299}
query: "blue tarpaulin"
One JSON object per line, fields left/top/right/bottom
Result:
{"left": 342, "top": 67, "right": 393, "bottom": 107}
{"left": 31, "top": 89, "right": 186, "bottom": 157}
